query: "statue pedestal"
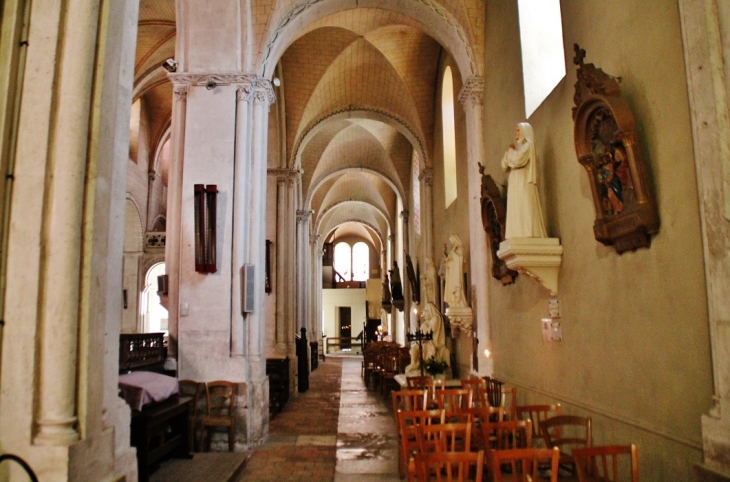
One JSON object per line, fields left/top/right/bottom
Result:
{"left": 497, "top": 238, "right": 563, "bottom": 295}
{"left": 445, "top": 306, "right": 473, "bottom": 336}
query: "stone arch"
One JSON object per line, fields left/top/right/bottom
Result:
{"left": 306, "top": 166, "right": 404, "bottom": 211}
{"left": 293, "top": 107, "right": 428, "bottom": 171}
{"left": 124, "top": 196, "right": 144, "bottom": 253}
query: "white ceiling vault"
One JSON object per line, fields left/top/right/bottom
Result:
{"left": 133, "top": 0, "right": 485, "bottom": 253}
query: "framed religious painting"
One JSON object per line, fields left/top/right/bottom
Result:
{"left": 572, "top": 44, "right": 659, "bottom": 254}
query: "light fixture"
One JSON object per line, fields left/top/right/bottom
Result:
{"left": 272, "top": 77, "right": 281, "bottom": 87}
{"left": 161, "top": 58, "right": 177, "bottom": 73}
{"left": 484, "top": 349, "right": 491, "bottom": 358}
{"left": 206, "top": 80, "right": 217, "bottom": 90}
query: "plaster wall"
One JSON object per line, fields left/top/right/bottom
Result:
{"left": 322, "top": 288, "right": 367, "bottom": 343}
{"left": 482, "top": 1, "right": 712, "bottom": 479}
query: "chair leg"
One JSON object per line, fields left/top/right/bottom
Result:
{"left": 228, "top": 425, "right": 235, "bottom": 452}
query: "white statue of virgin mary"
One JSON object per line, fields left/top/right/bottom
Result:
{"left": 501, "top": 122, "right": 547, "bottom": 239}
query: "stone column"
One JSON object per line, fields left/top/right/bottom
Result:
{"left": 164, "top": 84, "right": 188, "bottom": 360}
{"left": 230, "top": 84, "right": 253, "bottom": 357}
{"left": 420, "top": 168, "right": 435, "bottom": 261}
{"left": 275, "top": 176, "right": 288, "bottom": 353}
{"left": 34, "top": 0, "right": 102, "bottom": 446}
{"left": 678, "top": 1, "right": 730, "bottom": 476}
{"left": 287, "top": 177, "right": 298, "bottom": 359}
{"left": 296, "top": 210, "right": 312, "bottom": 336}
{"left": 459, "top": 76, "right": 491, "bottom": 372}
{"left": 400, "top": 209, "right": 412, "bottom": 338}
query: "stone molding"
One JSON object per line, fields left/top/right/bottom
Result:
{"left": 496, "top": 238, "right": 563, "bottom": 296}
{"left": 169, "top": 73, "right": 275, "bottom": 105}
{"left": 296, "top": 209, "right": 313, "bottom": 224}
{"left": 173, "top": 84, "right": 188, "bottom": 100}
{"left": 458, "top": 76, "right": 485, "bottom": 107}
{"left": 267, "top": 168, "right": 300, "bottom": 181}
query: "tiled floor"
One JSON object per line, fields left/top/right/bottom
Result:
{"left": 235, "top": 355, "right": 400, "bottom": 482}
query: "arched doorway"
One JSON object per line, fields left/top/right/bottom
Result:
{"left": 141, "top": 262, "right": 168, "bottom": 334}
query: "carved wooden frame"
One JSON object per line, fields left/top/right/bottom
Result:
{"left": 478, "top": 164, "right": 517, "bottom": 285}
{"left": 572, "top": 45, "right": 659, "bottom": 253}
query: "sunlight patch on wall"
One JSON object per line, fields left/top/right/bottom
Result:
{"left": 518, "top": 0, "right": 566, "bottom": 118}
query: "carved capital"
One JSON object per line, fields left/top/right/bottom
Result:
{"left": 267, "top": 168, "right": 300, "bottom": 181}
{"left": 458, "top": 76, "right": 485, "bottom": 107}
{"left": 419, "top": 167, "right": 434, "bottom": 186}
{"left": 167, "top": 73, "right": 276, "bottom": 105}
{"left": 237, "top": 83, "right": 254, "bottom": 102}
{"left": 296, "top": 209, "right": 313, "bottom": 224}
{"left": 400, "top": 209, "right": 409, "bottom": 222}
{"left": 173, "top": 84, "right": 188, "bottom": 100}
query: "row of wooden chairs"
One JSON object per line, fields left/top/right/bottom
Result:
{"left": 362, "top": 341, "right": 410, "bottom": 394}
{"left": 392, "top": 382, "right": 639, "bottom": 481}
{"left": 179, "top": 379, "right": 236, "bottom": 452}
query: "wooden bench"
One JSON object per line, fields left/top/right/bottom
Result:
{"left": 266, "top": 358, "right": 290, "bottom": 416}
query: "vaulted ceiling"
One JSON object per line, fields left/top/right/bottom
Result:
{"left": 134, "top": 1, "right": 449, "bottom": 254}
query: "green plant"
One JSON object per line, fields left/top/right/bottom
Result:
{"left": 423, "top": 355, "right": 448, "bottom": 375}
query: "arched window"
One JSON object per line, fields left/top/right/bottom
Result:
{"left": 442, "top": 66, "right": 457, "bottom": 208}
{"left": 518, "top": 0, "right": 566, "bottom": 117}
{"left": 412, "top": 150, "right": 421, "bottom": 238}
{"left": 352, "top": 242, "right": 369, "bottom": 281}
{"left": 141, "top": 262, "right": 168, "bottom": 334}
{"left": 334, "top": 242, "right": 352, "bottom": 281}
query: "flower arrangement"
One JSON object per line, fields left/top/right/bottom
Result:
{"left": 423, "top": 355, "right": 448, "bottom": 375}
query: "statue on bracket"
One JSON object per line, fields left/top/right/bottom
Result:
{"left": 572, "top": 44, "right": 659, "bottom": 253}
{"left": 501, "top": 122, "right": 547, "bottom": 239}
{"left": 479, "top": 163, "right": 518, "bottom": 285}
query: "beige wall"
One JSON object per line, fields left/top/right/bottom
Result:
{"left": 480, "top": 1, "right": 712, "bottom": 479}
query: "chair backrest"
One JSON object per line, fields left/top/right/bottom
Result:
{"left": 573, "top": 444, "right": 639, "bottom": 482}
{"left": 407, "top": 376, "right": 434, "bottom": 401}
{"left": 419, "top": 420, "right": 473, "bottom": 453}
{"left": 501, "top": 387, "right": 517, "bottom": 420}
{"left": 516, "top": 404, "right": 562, "bottom": 446}
{"left": 437, "top": 388, "right": 473, "bottom": 416}
{"left": 539, "top": 415, "right": 592, "bottom": 456}
{"left": 482, "top": 376, "right": 504, "bottom": 407}
{"left": 392, "top": 389, "right": 428, "bottom": 417}
{"left": 205, "top": 381, "right": 236, "bottom": 417}
{"left": 414, "top": 450, "right": 484, "bottom": 482}
{"left": 482, "top": 419, "right": 532, "bottom": 451}
{"left": 461, "top": 378, "right": 486, "bottom": 407}
{"left": 491, "top": 447, "right": 559, "bottom": 482}
{"left": 397, "top": 409, "right": 445, "bottom": 459}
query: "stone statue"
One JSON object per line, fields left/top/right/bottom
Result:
{"left": 405, "top": 302, "right": 451, "bottom": 374}
{"left": 443, "top": 235, "right": 468, "bottom": 308}
{"left": 420, "top": 258, "right": 437, "bottom": 306}
{"left": 501, "top": 122, "right": 547, "bottom": 239}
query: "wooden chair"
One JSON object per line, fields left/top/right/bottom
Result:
{"left": 419, "top": 419, "right": 473, "bottom": 453}
{"left": 462, "top": 407, "right": 504, "bottom": 451}
{"left": 573, "top": 444, "right": 639, "bottom": 482}
{"left": 414, "top": 450, "right": 485, "bottom": 482}
{"left": 437, "top": 389, "right": 473, "bottom": 420}
{"left": 516, "top": 404, "right": 562, "bottom": 447}
{"left": 461, "top": 378, "right": 486, "bottom": 407}
{"left": 491, "top": 447, "right": 560, "bottom": 482}
{"left": 539, "top": 415, "right": 592, "bottom": 474}
{"left": 200, "top": 381, "right": 236, "bottom": 452}
{"left": 501, "top": 387, "right": 517, "bottom": 420}
{"left": 178, "top": 379, "right": 203, "bottom": 452}
{"left": 481, "top": 419, "right": 532, "bottom": 477}
{"left": 482, "top": 376, "right": 504, "bottom": 407}
{"left": 397, "top": 409, "right": 445, "bottom": 480}
{"left": 392, "top": 389, "right": 429, "bottom": 420}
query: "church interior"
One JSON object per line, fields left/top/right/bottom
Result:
{"left": 0, "top": 0, "right": 729, "bottom": 480}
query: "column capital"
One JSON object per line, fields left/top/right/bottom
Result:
{"left": 419, "top": 167, "right": 434, "bottom": 185}
{"left": 458, "top": 76, "right": 485, "bottom": 107}
{"left": 172, "top": 84, "right": 188, "bottom": 100}
{"left": 296, "top": 209, "right": 313, "bottom": 224}
{"left": 267, "top": 168, "right": 301, "bottom": 181}
{"left": 167, "top": 73, "right": 276, "bottom": 105}
{"left": 400, "top": 209, "right": 409, "bottom": 222}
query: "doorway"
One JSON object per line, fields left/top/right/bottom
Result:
{"left": 339, "top": 306, "right": 351, "bottom": 350}
{"left": 141, "top": 262, "right": 168, "bottom": 334}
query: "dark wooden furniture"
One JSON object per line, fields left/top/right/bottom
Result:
{"left": 266, "top": 358, "right": 290, "bottom": 416}
{"left": 131, "top": 395, "right": 192, "bottom": 482}
{"left": 119, "top": 333, "right": 192, "bottom": 482}
{"left": 200, "top": 381, "right": 236, "bottom": 452}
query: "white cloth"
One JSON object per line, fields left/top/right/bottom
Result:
{"left": 118, "top": 371, "right": 179, "bottom": 411}
{"left": 501, "top": 122, "right": 547, "bottom": 239}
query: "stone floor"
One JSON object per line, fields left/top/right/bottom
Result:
{"left": 235, "top": 356, "right": 400, "bottom": 482}
{"left": 151, "top": 356, "right": 400, "bottom": 482}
